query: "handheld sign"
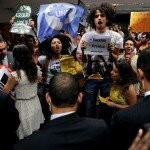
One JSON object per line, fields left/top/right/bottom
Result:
{"left": 60, "top": 55, "right": 77, "bottom": 75}
{"left": 84, "top": 33, "right": 111, "bottom": 55}
{"left": 10, "top": 5, "right": 35, "bottom": 35}
{"left": 37, "top": 3, "right": 84, "bottom": 42}
{"left": 130, "top": 12, "right": 150, "bottom": 32}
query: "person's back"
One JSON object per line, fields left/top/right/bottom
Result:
{"left": 0, "top": 90, "right": 20, "bottom": 150}
{"left": 14, "top": 73, "right": 108, "bottom": 150}
{"left": 12, "top": 70, "right": 38, "bottom": 99}
{"left": 15, "top": 113, "right": 107, "bottom": 150}
{"left": 109, "top": 99, "right": 150, "bottom": 149}
{"left": 3, "top": 44, "right": 44, "bottom": 140}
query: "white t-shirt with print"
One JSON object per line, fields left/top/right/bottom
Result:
{"left": 38, "top": 56, "right": 60, "bottom": 84}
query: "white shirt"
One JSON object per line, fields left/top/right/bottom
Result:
{"left": 50, "top": 111, "right": 75, "bottom": 120}
{"left": 145, "top": 91, "right": 150, "bottom": 97}
{"left": 2, "top": 55, "right": 8, "bottom": 66}
{"left": 77, "top": 30, "right": 123, "bottom": 62}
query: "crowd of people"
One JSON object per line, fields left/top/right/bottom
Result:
{"left": 0, "top": 2, "right": 150, "bottom": 150}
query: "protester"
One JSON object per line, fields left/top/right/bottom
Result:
{"left": 129, "top": 30, "right": 150, "bottom": 53}
{"left": 24, "top": 35, "right": 40, "bottom": 64}
{"left": 38, "top": 34, "right": 71, "bottom": 123}
{"left": 118, "top": 38, "right": 142, "bottom": 100}
{"left": 3, "top": 44, "right": 44, "bottom": 140}
{"left": 77, "top": 3, "right": 123, "bottom": 118}
{"left": 14, "top": 72, "right": 108, "bottom": 150}
{"left": 118, "top": 38, "right": 138, "bottom": 69}
{"left": 99, "top": 59, "right": 137, "bottom": 125}
{"left": 109, "top": 48, "right": 150, "bottom": 149}
{"left": 138, "top": 32, "right": 150, "bottom": 53}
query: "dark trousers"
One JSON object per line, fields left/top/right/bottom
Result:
{"left": 84, "top": 77, "right": 111, "bottom": 118}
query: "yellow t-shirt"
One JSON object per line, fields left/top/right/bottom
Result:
{"left": 99, "top": 88, "right": 127, "bottom": 105}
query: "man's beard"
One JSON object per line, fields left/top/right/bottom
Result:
{"left": 0, "top": 53, "right": 6, "bottom": 64}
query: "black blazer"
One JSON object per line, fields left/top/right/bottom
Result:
{"left": 15, "top": 113, "right": 108, "bottom": 150}
{"left": 109, "top": 95, "right": 150, "bottom": 150}
{"left": 0, "top": 91, "right": 20, "bottom": 150}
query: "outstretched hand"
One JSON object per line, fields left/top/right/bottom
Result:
{"left": 129, "top": 129, "right": 150, "bottom": 150}
{"left": 10, "top": 16, "right": 15, "bottom": 25}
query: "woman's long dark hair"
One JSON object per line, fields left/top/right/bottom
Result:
{"left": 44, "top": 34, "right": 71, "bottom": 59}
{"left": 113, "top": 59, "right": 138, "bottom": 90}
{"left": 41, "top": 34, "right": 71, "bottom": 83}
{"left": 13, "top": 44, "right": 38, "bottom": 83}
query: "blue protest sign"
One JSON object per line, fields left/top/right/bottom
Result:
{"left": 37, "top": 3, "right": 84, "bottom": 42}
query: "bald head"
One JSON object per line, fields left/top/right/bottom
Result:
{"left": 48, "top": 73, "right": 79, "bottom": 108}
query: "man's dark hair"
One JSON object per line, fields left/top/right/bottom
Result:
{"left": 49, "top": 73, "right": 79, "bottom": 108}
{"left": 24, "top": 35, "right": 35, "bottom": 43}
{"left": 137, "top": 48, "right": 150, "bottom": 81}
{"left": 141, "top": 32, "right": 150, "bottom": 39}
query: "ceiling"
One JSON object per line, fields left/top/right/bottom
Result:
{"left": 0, "top": 0, "right": 150, "bottom": 23}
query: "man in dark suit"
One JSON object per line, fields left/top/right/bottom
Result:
{"left": 15, "top": 73, "right": 108, "bottom": 150}
{"left": 0, "top": 38, "right": 14, "bottom": 69}
{"left": 109, "top": 48, "right": 150, "bottom": 150}
{"left": 0, "top": 90, "right": 20, "bottom": 150}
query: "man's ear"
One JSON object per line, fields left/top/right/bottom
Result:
{"left": 45, "top": 92, "right": 51, "bottom": 105}
{"left": 77, "top": 92, "right": 83, "bottom": 104}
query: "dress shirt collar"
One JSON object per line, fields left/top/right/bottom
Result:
{"left": 50, "top": 111, "right": 75, "bottom": 120}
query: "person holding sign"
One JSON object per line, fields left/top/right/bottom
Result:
{"left": 77, "top": 3, "right": 123, "bottom": 118}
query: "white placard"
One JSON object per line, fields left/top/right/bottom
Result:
{"left": 84, "top": 34, "right": 111, "bottom": 55}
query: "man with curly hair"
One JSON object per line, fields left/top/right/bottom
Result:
{"left": 77, "top": 3, "right": 123, "bottom": 120}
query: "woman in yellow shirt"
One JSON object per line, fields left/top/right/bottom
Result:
{"left": 99, "top": 59, "right": 137, "bottom": 124}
